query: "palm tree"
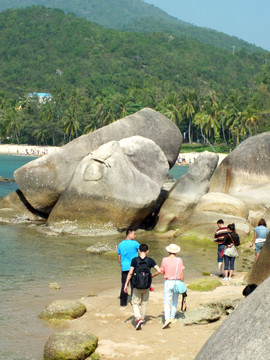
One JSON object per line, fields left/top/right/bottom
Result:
{"left": 62, "top": 106, "right": 81, "bottom": 141}
{"left": 225, "top": 93, "right": 247, "bottom": 145}
{"left": 156, "top": 92, "right": 182, "bottom": 128}
{"left": 4, "top": 99, "right": 26, "bottom": 144}
{"left": 242, "top": 106, "right": 258, "bottom": 136}
{"left": 180, "top": 90, "right": 198, "bottom": 144}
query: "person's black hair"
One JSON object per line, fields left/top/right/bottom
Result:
{"left": 242, "top": 284, "right": 257, "bottom": 297}
{"left": 217, "top": 219, "right": 224, "bottom": 225}
{"left": 139, "top": 243, "right": 148, "bottom": 252}
{"left": 258, "top": 218, "right": 267, "bottom": 227}
{"left": 126, "top": 228, "right": 136, "bottom": 236}
{"left": 228, "top": 223, "right": 236, "bottom": 232}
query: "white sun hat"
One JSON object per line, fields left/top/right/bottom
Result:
{"left": 166, "top": 243, "right": 181, "bottom": 254}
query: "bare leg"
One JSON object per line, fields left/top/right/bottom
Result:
{"left": 255, "top": 252, "right": 260, "bottom": 260}
{"left": 224, "top": 270, "right": 229, "bottom": 279}
{"left": 218, "top": 262, "right": 223, "bottom": 276}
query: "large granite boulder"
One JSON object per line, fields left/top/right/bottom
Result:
{"left": 209, "top": 132, "right": 270, "bottom": 196}
{"left": 44, "top": 330, "right": 98, "bottom": 360}
{"left": 195, "top": 276, "right": 270, "bottom": 360}
{"left": 48, "top": 137, "right": 169, "bottom": 232}
{"left": 14, "top": 108, "right": 181, "bottom": 213}
{"left": 0, "top": 190, "right": 45, "bottom": 222}
{"left": 155, "top": 151, "right": 219, "bottom": 231}
{"left": 248, "top": 232, "right": 270, "bottom": 285}
{"left": 177, "top": 211, "right": 250, "bottom": 239}
{"left": 194, "top": 192, "right": 249, "bottom": 218}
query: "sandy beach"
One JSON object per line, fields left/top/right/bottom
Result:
{"left": 58, "top": 272, "right": 246, "bottom": 360}
{"left": 0, "top": 144, "right": 227, "bottom": 165}
{"left": 177, "top": 151, "right": 227, "bottom": 166}
{"left": 0, "top": 144, "right": 58, "bottom": 156}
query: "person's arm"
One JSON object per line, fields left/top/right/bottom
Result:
{"left": 124, "top": 266, "right": 134, "bottom": 293}
{"left": 117, "top": 254, "right": 121, "bottom": 265}
{"left": 179, "top": 271, "right": 184, "bottom": 281}
{"left": 250, "top": 232, "right": 257, "bottom": 248}
{"left": 151, "top": 264, "right": 161, "bottom": 278}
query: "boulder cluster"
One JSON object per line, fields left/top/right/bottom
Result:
{"left": 1, "top": 109, "right": 270, "bottom": 238}
{"left": 156, "top": 132, "right": 270, "bottom": 239}
{"left": 0, "top": 108, "right": 182, "bottom": 233}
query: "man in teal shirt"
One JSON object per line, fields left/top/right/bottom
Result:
{"left": 117, "top": 229, "right": 140, "bottom": 306}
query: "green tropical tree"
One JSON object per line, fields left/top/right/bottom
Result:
{"left": 157, "top": 92, "right": 182, "bottom": 128}
{"left": 180, "top": 90, "right": 198, "bottom": 143}
{"left": 3, "top": 99, "right": 26, "bottom": 144}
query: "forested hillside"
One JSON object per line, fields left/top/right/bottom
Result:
{"left": 0, "top": 7, "right": 267, "bottom": 96}
{"left": 0, "top": 6, "right": 269, "bottom": 148}
{"left": 0, "top": 0, "right": 266, "bottom": 52}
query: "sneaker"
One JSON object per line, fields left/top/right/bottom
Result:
{"left": 162, "top": 318, "right": 172, "bottom": 329}
{"left": 136, "top": 318, "right": 143, "bottom": 330}
{"left": 219, "top": 274, "right": 223, "bottom": 278}
{"left": 228, "top": 277, "right": 232, "bottom": 281}
{"left": 223, "top": 277, "right": 228, "bottom": 281}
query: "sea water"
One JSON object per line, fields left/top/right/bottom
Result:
{"left": 0, "top": 155, "right": 217, "bottom": 359}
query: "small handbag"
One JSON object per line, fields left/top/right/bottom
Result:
{"left": 220, "top": 248, "right": 225, "bottom": 257}
{"left": 173, "top": 258, "right": 187, "bottom": 294}
{"left": 224, "top": 234, "right": 238, "bottom": 257}
{"left": 224, "top": 245, "right": 238, "bottom": 257}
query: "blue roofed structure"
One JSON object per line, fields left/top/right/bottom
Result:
{"left": 28, "top": 92, "right": 52, "bottom": 103}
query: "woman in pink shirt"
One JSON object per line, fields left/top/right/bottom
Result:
{"left": 160, "top": 243, "right": 185, "bottom": 329}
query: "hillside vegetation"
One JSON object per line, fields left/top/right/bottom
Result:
{"left": 0, "top": 0, "right": 267, "bottom": 52}
{"left": 0, "top": 6, "right": 269, "bottom": 149}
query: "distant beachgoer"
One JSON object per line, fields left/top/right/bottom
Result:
{"left": 249, "top": 219, "right": 269, "bottom": 260}
{"left": 124, "top": 243, "right": 160, "bottom": 330}
{"left": 117, "top": 229, "right": 140, "bottom": 307}
{"left": 222, "top": 223, "right": 240, "bottom": 281}
{"left": 160, "top": 243, "right": 185, "bottom": 329}
{"left": 214, "top": 219, "right": 228, "bottom": 277}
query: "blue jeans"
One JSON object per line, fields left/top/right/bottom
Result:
{"left": 163, "top": 280, "right": 179, "bottom": 321}
{"left": 218, "top": 244, "right": 225, "bottom": 263}
{"left": 224, "top": 255, "right": 235, "bottom": 271}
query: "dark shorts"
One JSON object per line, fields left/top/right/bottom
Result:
{"left": 217, "top": 244, "right": 225, "bottom": 263}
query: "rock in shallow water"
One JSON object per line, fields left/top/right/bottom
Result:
{"left": 39, "top": 299, "right": 86, "bottom": 320}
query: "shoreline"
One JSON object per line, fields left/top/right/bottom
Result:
{"left": 0, "top": 144, "right": 228, "bottom": 164}
{"left": 177, "top": 151, "right": 227, "bottom": 166}
{"left": 0, "top": 144, "right": 58, "bottom": 156}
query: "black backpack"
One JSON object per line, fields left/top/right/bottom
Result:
{"left": 132, "top": 257, "right": 152, "bottom": 289}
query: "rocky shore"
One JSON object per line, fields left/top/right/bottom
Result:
{"left": 45, "top": 272, "right": 247, "bottom": 360}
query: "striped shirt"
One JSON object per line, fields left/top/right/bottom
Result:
{"left": 214, "top": 227, "right": 228, "bottom": 244}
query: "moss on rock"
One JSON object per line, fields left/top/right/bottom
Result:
{"left": 39, "top": 299, "right": 86, "bottom": 321}
{"left": 44, "top": 330, "right": 98, "bottom": 360}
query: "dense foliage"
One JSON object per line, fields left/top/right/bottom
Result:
{"left": 0, "top": 6, "right": 270, "bottom": 148}
{"left": 0, "top": 0, "right": 267, "bottom": 53}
